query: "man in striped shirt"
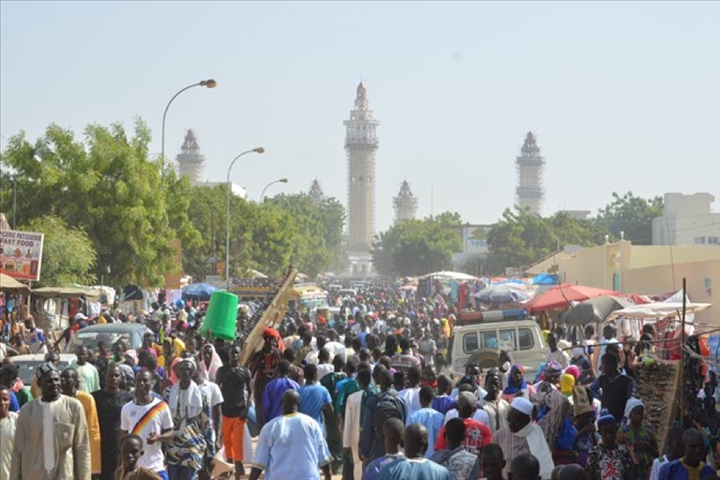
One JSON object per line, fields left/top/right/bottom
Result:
{"left": 390, "top": 337, "right": 421, "bottom": 375}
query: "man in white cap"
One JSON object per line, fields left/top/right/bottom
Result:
{"left": 493, "top": 397, "right": 554, "bottom": 479}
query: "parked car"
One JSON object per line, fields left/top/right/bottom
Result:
{"left": 64, "top": 323, "right": 152, "bottom": 354}
{"left": 10, "top": 353, "right": 76, "bottom": 385}
{"left": 448, "top": 319, "right": 546, "bottom": 381}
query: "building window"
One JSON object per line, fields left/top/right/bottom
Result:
{"left": 695, "top": 237, "right": 707, "bottom": 244}
{"left": 708, "top": 236, "right": 720, "bottom": 244}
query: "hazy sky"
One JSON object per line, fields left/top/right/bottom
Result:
{"left": 2, "top": 1, "right": 719, "bottom": 233}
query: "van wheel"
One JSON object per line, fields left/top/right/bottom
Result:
{"left": 470, "top": 351, "right": 499, "bottom": 371}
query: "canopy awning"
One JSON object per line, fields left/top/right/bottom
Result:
{"left": 0, "top": 273, "right": 31, "bottom": 293}
{"left": 32, "top": 286, "right": 102, "bottom": 299}
{"left": 605, "top": 302, "right": 712, "bottom": 321}
{"left": 421, "top": 271, "right": 477, "bottom": 281}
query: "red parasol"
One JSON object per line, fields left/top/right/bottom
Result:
{"left": 524, "top": 283, "right": 619, "bottom": 314}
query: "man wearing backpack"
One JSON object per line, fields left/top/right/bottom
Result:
{"left": 361, "top": 369, "right": 407, "bottom": 464}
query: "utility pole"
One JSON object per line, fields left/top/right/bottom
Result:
{"left": 12, "top": 175, "right": 17, "bottom": 229}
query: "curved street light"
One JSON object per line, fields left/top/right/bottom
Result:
{"left": 160, "top": 79, "right": 217, "bottom": 179}
{"left": 260, "top": 178, "right": 289, "bottom": 202}
{"left": 226, "top": 147, "right": 265, "bottom": 285}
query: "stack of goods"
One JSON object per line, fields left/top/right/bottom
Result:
{"left": 633, "top": 359, "right": 680, "bottom": 455}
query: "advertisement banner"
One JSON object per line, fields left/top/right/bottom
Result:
{"left": 463, "top": 225, "right": 491, "bottom": 254}
{"left": 0, "top": 229, "right": 44, "bottom": 281}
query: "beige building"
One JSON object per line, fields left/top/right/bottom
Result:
{"left": 527, "top": 240, "right": 720, "bottom": 324}
{"left": 652, "top": 192, "right": 720, "bottom": 246}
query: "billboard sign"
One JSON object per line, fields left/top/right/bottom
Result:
{"left": 463, "top": 225, "right": 491, "bottom": 254}
{"left": 0, "top": 229, "right": 44, "bottom": 281}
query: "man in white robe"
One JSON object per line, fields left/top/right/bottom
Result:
{"left": 343, "top": 368, "right": 372, "bottom": 480}
{"left": 10, "top": 362, "right": 91, "bottom": 480}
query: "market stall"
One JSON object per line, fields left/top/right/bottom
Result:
{"left": 31, "top": 286, "right": 102, "bottom": 332}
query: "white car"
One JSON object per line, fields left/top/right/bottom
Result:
{"left": 9, "top": 353, "right": 76, "bottom": 385}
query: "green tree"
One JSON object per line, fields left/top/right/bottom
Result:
{"left": 23, "top": 216, "right": 97, "bottom": 287}
{"left": 181, "top": 187, "right": 312, "bottom": 281}
{"left": 0, "top": 120, "right": 199, "bottom": 287}
{"left": 265, "top": 193, "right": 346, "bottom": 276}
{"left": 594, "top": 191, "right": 663, "bottom": 245}
{"left": 372, "top": 216, "right": 463, "bottom": 276}
{"left": 486, "top": 208, "right": 609, "bottom": 272}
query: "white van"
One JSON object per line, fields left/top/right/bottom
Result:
{"left": 448, "top": 319, "right": 546, "bottom": 381}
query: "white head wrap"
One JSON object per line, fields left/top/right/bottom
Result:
{"left": 624, "top": 397, "right": 644, "bottom": 419}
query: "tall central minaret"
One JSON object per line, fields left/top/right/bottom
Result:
{"left": 344, "top": 82, "right": 379, "bottom": 254}
{"left": 516, "top": 132, "right": 545, "bottom": 215}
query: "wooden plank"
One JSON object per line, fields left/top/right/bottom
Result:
{"left": 239, "top": 268, "right": 297, "bottom": 366}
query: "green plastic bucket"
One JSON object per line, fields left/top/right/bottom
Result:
{"left": 200, "top": 291, "right": 239, "bottom": 341}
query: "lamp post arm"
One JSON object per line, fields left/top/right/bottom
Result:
{"left": 160, "top": 82, "right": 202, "bottom": 179}
{"left": 260, "top": 180, "right": 279, "bottom": 203}
{"left": 225, "top": 149, "right": 259, "bottom": 285}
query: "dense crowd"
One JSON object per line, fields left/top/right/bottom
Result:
{"left": 0, "top": 281, "right": 719, "bottom": 480}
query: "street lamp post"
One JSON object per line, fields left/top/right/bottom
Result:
{"left": 260, "top": 178, "right": 289, "bottom": 202}
{"left": 160, "top": 79, "right": 217, "bottom": 179}
{"left": 226, "top": 147, "right": 265, "bottom": 286}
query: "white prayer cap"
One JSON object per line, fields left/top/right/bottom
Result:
{"left": 511, "top": 397, "right": 534, "bottom": 416}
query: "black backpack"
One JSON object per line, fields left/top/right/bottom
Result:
{"left": 372, "top": 391, "right": 405, "bottom": 435}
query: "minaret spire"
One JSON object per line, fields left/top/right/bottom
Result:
{"left": 344, "top": 81, "right": 380, "bottom": 259}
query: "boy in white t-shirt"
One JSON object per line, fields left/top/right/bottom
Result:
{"left": 121, "top": 370, "right": 174, "bottom": 480}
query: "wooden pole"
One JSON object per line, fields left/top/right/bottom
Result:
{"left": 680, "top": 277, "right": 687, "bottom": 424}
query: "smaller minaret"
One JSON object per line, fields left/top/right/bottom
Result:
{"left": 393, "top": 180, "right": 418, "bottom": 224}
{"left": 515, "top": 132, "right": 545, "bottom": 215}
{"left": 309, "top": 179, "right": 325, "bottom": 205}
{"left": 176, "top": 130, "right": 205, "bottom": 185}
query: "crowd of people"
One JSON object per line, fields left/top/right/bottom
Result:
{"left": 0, "top": 281, "right": 719, "bottom": 480}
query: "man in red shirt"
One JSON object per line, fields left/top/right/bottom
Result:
{"left": 434, "top": 391, "right": 492, "bottom": 457}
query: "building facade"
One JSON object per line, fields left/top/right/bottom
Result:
{"left": 393, "top": 180, "right": 418, "bottom": 224}
{"left": 652, "top": 192, "right": 720, "bottom": 246}
{"left": 176, "top": 129, "right": 205, "bottom": 185}
{"left": 515, "top": 132, "right": 545, "bottom": 216}
{"left": 344, "top": 81, "right": 379, "bottom": 255}
{"left": 527, "top": 240, "right": 720, "bottom": 325}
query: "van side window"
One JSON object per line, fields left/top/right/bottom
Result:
{"left": 499, "top": 329, "right": 516, "bottom": 350}
{"left": 463, "top": 333, "right": 479, "bottom": 353}
{"left": 482, "top": 332, "right": 498, "bottom": 349}
{"left": 518, "top": 328, "right": 534, "bottom": 350}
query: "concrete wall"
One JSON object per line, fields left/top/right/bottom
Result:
{"left": 548, "top": 242, "right": 719, "bottom": 324}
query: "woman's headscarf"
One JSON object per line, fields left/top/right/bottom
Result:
{"left": 564, "top": 365, "right": 580, "bottom": 381}
{"left": 560, "top": 373, "right": 575, "bottom": 396}
{"left": 169, "top": 356, "right": 183, "bottom": 385}
{"left": 199, "top": 344, "right": 223, "bottom": 383}
{"left": 263, "top": 327, "right": 286, "bottom": 352}
{"left": 503, "top": 364, "right": 527, "bottom": 395}
{"left": 440, "top": 318, "right": 450, "bottom": 338}
{"left": 623, "top": 397, "right": 644, "bottom": 422}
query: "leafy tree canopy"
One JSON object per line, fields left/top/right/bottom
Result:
{"left": 372, "top": 213, "right": 463, "bottom": 276}
{"left": 0, "top": 120, "right": 199, "bottom": 287}
{"left": 23, "top": 216, "right": 97, "bottom": 287}
{"left": 486, "top": 207, "right": 609, "bottom": 273}
{"left": 594, "top": 191, "right": 663, "bottom": 245}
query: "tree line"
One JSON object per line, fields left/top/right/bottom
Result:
{"left": 372, "top": 193, "right": 663, "bottom": 277}
{"left": 0, "top": 120, "right": 346, "bottom": 287}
